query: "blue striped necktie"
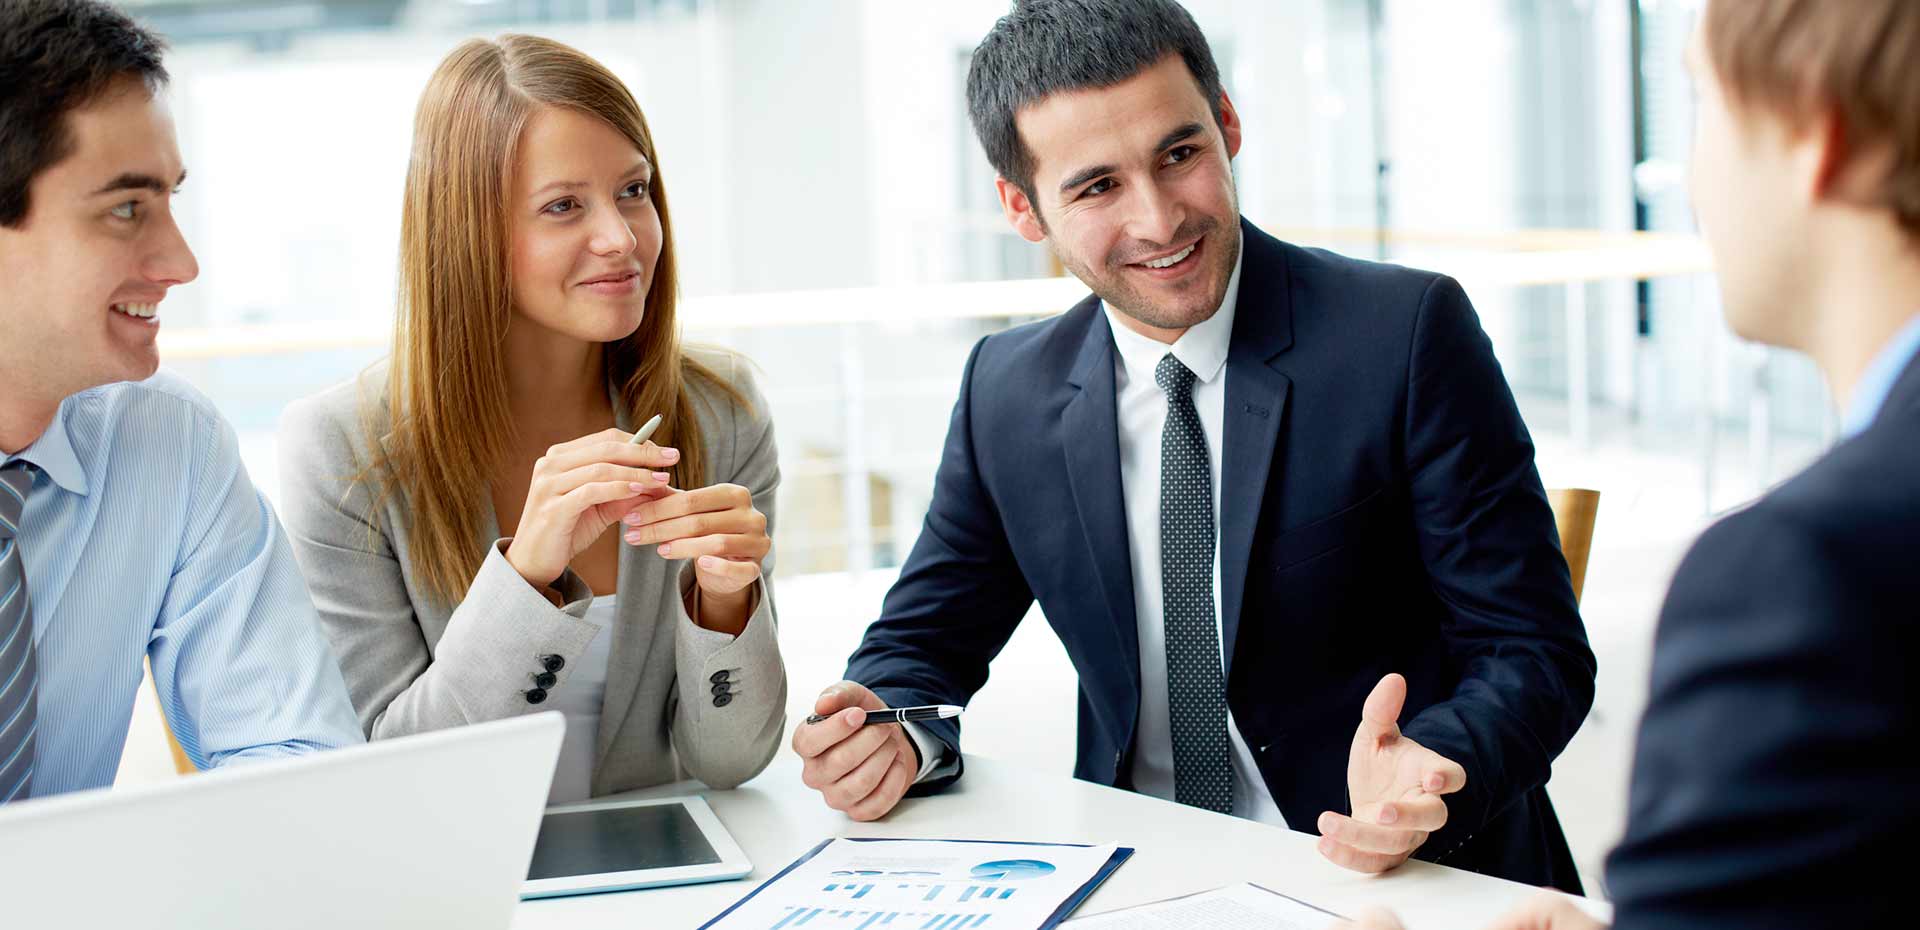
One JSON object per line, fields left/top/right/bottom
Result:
{"left": 1, "top": 461, "right": 38, "bottom": 804}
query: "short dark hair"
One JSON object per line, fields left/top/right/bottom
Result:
{"left": 965, "top": 0, "right": 1224, "bottom": 201}
{"left": 0, "top": 0, "right": 169, "bottom": 228}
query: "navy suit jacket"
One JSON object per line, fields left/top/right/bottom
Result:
{"left": 1605, "top": 349, "right": 1920, "bottom": 926}
{"left": 846, "top": 220, "right": 1596, "bottom": 889}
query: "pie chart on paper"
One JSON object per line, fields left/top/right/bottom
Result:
{"left": 969, "top": 859, "right": 1057, "bottom": 881}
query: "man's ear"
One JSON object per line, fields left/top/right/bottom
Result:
{"left": 996, "top": 177, "right": 1047, "bottom": 243}
{"left": 1809, "top": 108, "right": 1899, "bottom": 212}
{"left": 1218, "top": 90, "right": 1244, "bottom": 161}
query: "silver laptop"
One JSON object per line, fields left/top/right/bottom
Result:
{"left": 0, "top": 711, "right": 563, "bottom": 929}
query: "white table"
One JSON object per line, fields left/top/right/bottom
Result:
{"left": 512, "top": 754, "right": 1609, "bottom": 929}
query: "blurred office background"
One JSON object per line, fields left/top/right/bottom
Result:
{"left": 111, "top": 0, "right": 1827, "bottom": 896}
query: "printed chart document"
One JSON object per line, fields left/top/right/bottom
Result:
{"left": 1061, "top": 882, "right": 1343, "bottom": 929}
{"left": 701, "top": 838, "right": 1134, "bottom": 930}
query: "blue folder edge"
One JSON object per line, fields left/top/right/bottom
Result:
{"left": 698, "top": 837, "right": 1137, "bottom": 929}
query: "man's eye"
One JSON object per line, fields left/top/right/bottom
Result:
{"left": 110, "top": 201, "right": 139, "bottom": 221}
{"left": 1164, "top": 146, "right": 1196, "bottom": 165}
{"left": 1085, "top": 178, "right": 1115, "bottom": 197}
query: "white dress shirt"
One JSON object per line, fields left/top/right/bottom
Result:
{"left": 545, "top": 595, "right": 615, "bottom": 804}
{"left": 910, "top": 239, "right": 1284, "bottom": 826}
{"left": 1101, "top": 246, "right": 1285, "bottom": 827}
{"left": 544, "top": 592, "right": 742, "bottom": 804}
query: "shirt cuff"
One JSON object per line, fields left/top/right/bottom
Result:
{"left": 903, "top": 720, "right": 944, "bottom": 783}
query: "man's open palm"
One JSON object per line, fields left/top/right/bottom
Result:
{"left": 1317, "top": 674, "right": 1468, "bottom": 873}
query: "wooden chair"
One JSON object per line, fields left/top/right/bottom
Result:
{"left": 1546, "top": 488, "right": 1601, "bottom": 604}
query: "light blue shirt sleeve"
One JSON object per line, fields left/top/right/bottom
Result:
{"left": 6, "top": 372, "right": 362, "bottom": 798}
{"left": 146, "top": 402, "right": 365, "bottom": 768}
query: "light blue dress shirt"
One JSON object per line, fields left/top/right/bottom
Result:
{"left": 1, "top": 371, "right": 362, "bottom": 799}
{"left": 1840, "top": 313, "right": 1920, "bottom": 438}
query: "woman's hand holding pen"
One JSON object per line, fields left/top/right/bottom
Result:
{"left": 503, "top": 428, "right": 679, "bottom": 590}
{"left": 619, "top": 480, "right": 771, "bottom": 634}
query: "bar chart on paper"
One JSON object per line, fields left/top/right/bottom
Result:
{"left": 768, "top": 907, "right": 996, "bottom": 929}
{"left": 704, "top": 839, "right": 1129, "bottom": 930}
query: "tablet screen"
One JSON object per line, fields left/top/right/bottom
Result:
{"left": 527, "top": 802, "right": 722, "bottom": 880}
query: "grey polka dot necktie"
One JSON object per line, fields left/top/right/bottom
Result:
{"left": 1155, "top": 354, "right": 1233, "bottom": 814}
{"left": 1, "top": 462, "right": 38, "bottom": 804}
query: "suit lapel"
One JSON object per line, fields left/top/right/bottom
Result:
{"left": 1219, "top": 222, "right": 1295, "bottom": 680}
{"left": 1060, "top": 298, "right": 1144, "bottom": 689}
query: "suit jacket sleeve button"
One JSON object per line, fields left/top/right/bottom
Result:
{"left": 533, "top": 671, "right": 557, "bottom": 689}
{"left": 712, "top": 693, "right": 732, "bottom": 708}
{"left": 711, "top": 682, "right": 732, "bottom": 696}
{"left": 709, "top": 670, "right": 731, "bottom": 684}
{"left": 525, "top": 688, "right": 548, "bottom": 705}
{"left": 540, "top": 654, "right": 565, "bottom": 673}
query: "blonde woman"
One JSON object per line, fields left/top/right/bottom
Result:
{"left": 278, "top": 35, "right": 785, "bottom": 801}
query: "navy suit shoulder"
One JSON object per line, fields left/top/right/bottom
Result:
{"left": 1606, "top": 363, "right": 1920, "bottom": 929}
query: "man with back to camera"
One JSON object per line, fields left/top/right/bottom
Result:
{"left": 1358, "top": 0, "right": 1920, "bottom": 926}
{"left": 0, "top": 0, "right": 362, "bottom": 804}
{"left": 791, "top": 0, "right": 1597, "bottom": 890}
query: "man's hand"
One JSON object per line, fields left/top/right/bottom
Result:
{"left": 1484, "top": 892, "right": 1607, "bottom": 930}
{"left": 792, "top": 681, "right": 919, "bottom": 822}
{"left": 1318, "top": 673, "right": 1467, "bottom": 873}
{"left": 1344, "top": 893, "right": 1607, "bottom": 930}
{"left": 1345, "top": 908, "right": 1408, "bottom": 930}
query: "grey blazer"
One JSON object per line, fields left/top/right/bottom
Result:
{"left": 276, "top": 350, "right": 786, "bottom": 794}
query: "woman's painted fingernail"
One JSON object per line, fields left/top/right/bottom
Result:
{"left": 623, "top": 512, "right": 642, "bottom": 525}
{"left": 653, "top": 471, "right": 671, "bottom": 483}
{"left": 624, "top": 532, "right": 642, "bottom": 544}
{"left": 628, "top": 482, "right": 649, "bottom": 493}
{"left": 661, "top": 448, "right": 680, "bottom": 462}
{"left": 658, "top": 544, "right": 672, "bottom": 557}
{"left": 698, "top": 556, "right": 721, "bottom": 570}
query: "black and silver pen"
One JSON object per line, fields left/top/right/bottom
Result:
{"left": 804, "top": 704, "right": 964, "bottom": 726}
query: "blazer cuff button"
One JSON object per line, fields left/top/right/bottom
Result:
{"left": 524, "top": 688, "right": 549, "bottom": 705}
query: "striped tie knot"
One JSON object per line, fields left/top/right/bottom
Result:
{"left": 0, "top": 463, "right": 32, "bottom": 540}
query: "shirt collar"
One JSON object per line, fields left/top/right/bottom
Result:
{"left": 2, "top": 398, "right": 89, "bottom": 495}
{"left": 1840, "top": 312, "right": 1920, "bottom": 438}
{"left": 1103, "top": 234, "right": 1245, "bottom": 387}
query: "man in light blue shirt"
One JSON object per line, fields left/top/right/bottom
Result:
{"left": 0, "top": 0, "right": 362, "bottom": 803}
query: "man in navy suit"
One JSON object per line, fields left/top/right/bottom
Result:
{"left": 1355, "top": 1, "right": 1920, "bottom": 927}
{"left": 792, "top": 0, "right": 1595, "bottom": 890}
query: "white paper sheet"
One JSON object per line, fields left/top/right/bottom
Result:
{"left": 1061, "top": 882, "right": 1343, "bottom": 930}
{"left": 702, "top": 838, "right": 1126, "bottom": 930}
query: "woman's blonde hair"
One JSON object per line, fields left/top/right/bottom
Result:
{"left": 368, "top": 34, "right": 742, "bottom": 604}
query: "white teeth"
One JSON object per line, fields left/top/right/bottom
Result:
{"left": 111, "top": 302, "right": 157, "bottom": 318}
{"left": 1142, "top": 244, "right": 1195, "bottom": 269}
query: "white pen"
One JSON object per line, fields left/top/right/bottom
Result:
{"left": 628, "top": 413, "right": 664, "bottom": 446}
